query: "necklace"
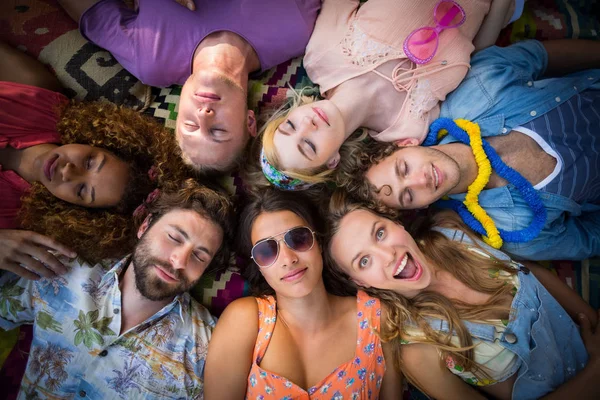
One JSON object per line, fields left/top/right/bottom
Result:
{"left": 423, "top": 118, "right": 547, "bottom": 248}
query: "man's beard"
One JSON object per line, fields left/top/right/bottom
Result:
{"left": 131, "top": 235, "right": 198, "bottom": 301}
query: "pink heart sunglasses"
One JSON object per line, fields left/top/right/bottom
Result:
{"left": 403, "top": 0, "right": 467, "bottom": 65}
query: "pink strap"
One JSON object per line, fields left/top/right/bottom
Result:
{"left": 372, "top": 59, "right": 469, "bottom": 93}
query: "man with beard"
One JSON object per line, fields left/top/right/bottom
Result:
{"left": 341, "top": 39, "right": 600, "bottom": 261}
{"left": 0, "top": 179, "right": 233, "bottom": 399}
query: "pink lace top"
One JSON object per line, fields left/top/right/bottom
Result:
{"left": 246, "top": 291, "right": 386, "bottom": 399}
{"left": 303, "top": 0, "right": 494, "bottom": 142}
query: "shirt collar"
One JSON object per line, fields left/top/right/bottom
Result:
{"left": 99, "top": 254, "right": 132, "bottom": 288}
{"left": 99, "top": 254, "right": 189, "bottom": 324}
{"left": 438, "top": 114, "right": 507, "bottom": 145}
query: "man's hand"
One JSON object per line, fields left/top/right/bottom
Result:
{"left": 173, "top": 0, "right": 195, "bottom": 11}
{"left": 0, "top": 229, "right": 76, "bottom": 280}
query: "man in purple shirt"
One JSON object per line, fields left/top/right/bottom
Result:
{"left": 58, "top": 0, "right": 321, "bottom": 173}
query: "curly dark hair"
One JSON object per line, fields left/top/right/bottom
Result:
{"left": 134, "top": 178, "right": 235, "bottom": 274}
{"left": 19, "top": 101, "right": 192, "bottom": 262}
{"left": 333, "top": 139, "right": 406, "bottom": 217}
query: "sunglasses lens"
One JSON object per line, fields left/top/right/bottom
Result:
{"left": 435, "top": 1, "right": 465, "bottom": 27}
{"left": 252, "top": 239, "right": 279, "bottom": 267}
{"left": 406, "top": 27, "right": 438, "bottom": 63}
{"left": 285, "top": 227, "right": 314, "bottom": 252}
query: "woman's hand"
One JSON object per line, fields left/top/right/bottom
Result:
{"left": 0, "top": 229, "right": 76, "bottom": 280}
{"left": 173, "top": 0, "right": 195, "bottom": 11}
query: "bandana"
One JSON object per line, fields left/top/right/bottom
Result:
{"left": 260, "top": 148, "right": 314, "bottom": 191}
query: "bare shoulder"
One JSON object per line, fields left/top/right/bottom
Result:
{"left": 215, "top": 296, "right": 260, "bottom": 331}
{"left": 220, "top": 296, "right": 259, "bottom": 316}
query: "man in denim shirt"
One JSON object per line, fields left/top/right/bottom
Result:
{"left": 347, "top": 39, "right": 600, "bottom": 260}
{"left": 0, "top": 182, "right": 233, "bottom": 399}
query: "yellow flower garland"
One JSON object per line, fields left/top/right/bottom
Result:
{"left": 437, "top": 120, "right": 503, "bottom": 248}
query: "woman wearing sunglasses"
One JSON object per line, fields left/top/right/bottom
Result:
{"left": 325, "top": 191, "right": 599, "bottom": 400}
{"left": 204, "top": 189, "right": 402, "bottom": 398}
{"left": 0, "top": 41, "right": 188, "bottom": 279}
{"left": 253, "top": 0, "right": 522, "bottom": 191}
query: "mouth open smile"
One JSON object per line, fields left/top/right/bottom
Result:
{"left": 393, "top": 253, "right": 423, "bottom": 281}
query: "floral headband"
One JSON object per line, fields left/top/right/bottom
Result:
{"left": 260, "top": 148, "right": 314, "bottom": 191}
{"left": 132, "top": 166, "right": 161, "bottom": 218}
{"left": 133, "top": 189, "right": 160, "bottom": 218}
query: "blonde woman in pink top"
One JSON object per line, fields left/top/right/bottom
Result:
{"left": 257, "top": 0, "right": 522, "bottom": 191}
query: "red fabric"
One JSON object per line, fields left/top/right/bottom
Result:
{"left": 0, "top": 81, "right": 66, "bottom": 228}
{"left": 0, "top": 166, "right": 30, "bottom": 229}
{"left": 0, "top": 81, "right": 65, "bottom": 149}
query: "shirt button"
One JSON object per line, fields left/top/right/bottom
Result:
{"left": 527, "top": 81, "right": 533, "bottom": 87}
{"left": 574, "top": 86, "right": 577, "bottom": 90}
{"left": 79, "top": 390, "right": 87, "bottom": 398}
{"left": 99, "top": 349, "right": 108, "bottom": 357}
{"left": 588, "top": 77, "right": 594, "bottom": 80}
{"left": 504, "top": 333, "right": 518, "bottom": 344}
{"left": 501, "top": 128, "right": 508, "bottom": 134}
{"left": 113, "top": 308, "right": 120, "bottom": 314}
{"left": 530, "top": 110, "right": 537, "bottom": 117}
{"left": 555, "top": 97, "right": 561, "bottom": 102}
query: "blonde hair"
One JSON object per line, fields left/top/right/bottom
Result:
{"left": 243, "top": 88, "right": 366, "bottom": 191}
{"left": 325, "top": 191, "right": 517, "bottom": 394}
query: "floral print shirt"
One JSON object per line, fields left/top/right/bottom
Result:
{"left": 0, "top": 255, "right": 216, "bottom": 399}
{"left": 246, "top": 290, "right": 386, "bottom": 399}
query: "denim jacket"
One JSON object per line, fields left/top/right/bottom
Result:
{"left": 439, "top": 40, "right": 600, "bottom": 260}
{"left": 429, "top": 228, "right": 588, "bottom": 399}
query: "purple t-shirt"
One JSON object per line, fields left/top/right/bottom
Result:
{"left": 80, "top": 0, "right": 321, "bottom": 87}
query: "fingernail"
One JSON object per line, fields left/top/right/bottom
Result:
{"left": 187, "top": 4, "right": 193, "bottom": 10}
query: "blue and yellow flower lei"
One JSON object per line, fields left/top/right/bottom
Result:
{"left": 423, "top": 118, "right": 547, "bottom": 248}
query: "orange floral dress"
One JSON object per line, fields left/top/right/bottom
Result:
{"left": 246, "top": 291, "right": 386, "bottom": 399}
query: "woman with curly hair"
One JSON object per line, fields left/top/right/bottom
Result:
{"left": 325, "top": 191, "right": 599, "bottom": 399}
{"left": 0, "top": 41, "right": 189, "bottom": 280}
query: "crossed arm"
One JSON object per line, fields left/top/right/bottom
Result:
{"left": 398, "top": 260, "right": 600, "bottom": 399}
{"left": 523, "top": 261, "right": 598, "bottom": 329}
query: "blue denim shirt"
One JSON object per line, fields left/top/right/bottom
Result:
{"left": 430, "top": 228, "right": 588, "bottom": 399}
{"left": 439, "top": 40, "right": 600, "bottom": 260}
